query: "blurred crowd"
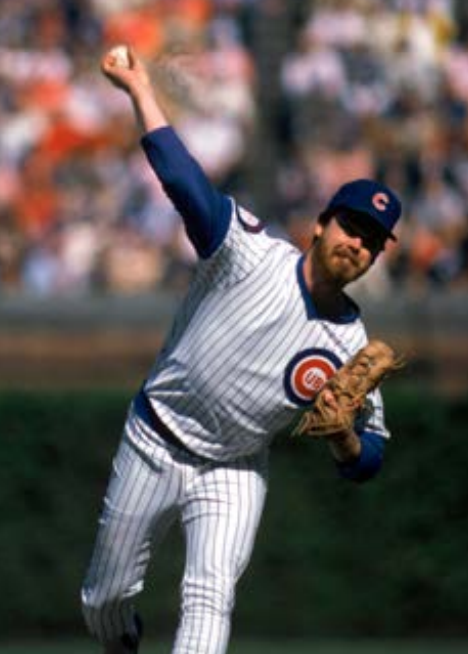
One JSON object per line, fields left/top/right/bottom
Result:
{"left": 1, "top": 0, "right": 468, "bottom": 298}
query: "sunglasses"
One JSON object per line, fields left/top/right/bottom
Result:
{"left": 334, "top": 212, "right": 386, "bottom": 255}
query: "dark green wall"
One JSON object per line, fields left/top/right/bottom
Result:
{"left": 2, "top": 389, "right": 467, "bottom": 638}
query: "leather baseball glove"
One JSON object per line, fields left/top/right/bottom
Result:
{"left": 292, "top": 339, "right": 403, "bottom": 437}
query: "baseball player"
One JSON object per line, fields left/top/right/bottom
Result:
{"left": 81, "top": 46, "right": 402, "bottom": 654}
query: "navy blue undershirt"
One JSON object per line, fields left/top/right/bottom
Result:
{"left": 141, "top": 127, "right": 231, "bottom": 258}
{"left": 336, "top": 430, "right": 385, "bottom": 482}
{"left": 140, "top": 126, "right": 385, "bottom": 483}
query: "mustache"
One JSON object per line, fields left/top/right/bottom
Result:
{"left": 334, "top": 245, "right": 360, "bottom": 265}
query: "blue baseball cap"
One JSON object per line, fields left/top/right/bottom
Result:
{"left": 324, "top": 179, "right": 402, "bottom": 241}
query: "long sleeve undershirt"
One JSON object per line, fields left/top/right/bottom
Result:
{"left": 141, "top": 126, "right": 231, "bottom": 259}
{"left": 336, "top": 431, "right": 385, "bottom": 482}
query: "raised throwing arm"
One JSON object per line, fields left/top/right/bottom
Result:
{"left": 101, "top": 45, "right": 231, "bottom": 258}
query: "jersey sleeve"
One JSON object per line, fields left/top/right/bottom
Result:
{"left": 193, "top": 202, "right": 287, "bottom": 290}
{"left": 141, "top": 127, "right": 232, "bottom": 258}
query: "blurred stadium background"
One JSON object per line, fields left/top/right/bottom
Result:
{"left": 1, "top": 0, "right": 468, "bottom": 652}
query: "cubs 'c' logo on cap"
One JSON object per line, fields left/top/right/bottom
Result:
{"left": 284, "top": 348, "right": 342, "bottom": 406}
{"left": 372, "top": 192, "right": 390, "bottom": 212}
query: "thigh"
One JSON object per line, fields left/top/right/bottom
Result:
{"left": 181, "top": 455, "right": 268, "bottom": 585}
{"left": 83, "top": 433, "right": 181, "bottom": 602}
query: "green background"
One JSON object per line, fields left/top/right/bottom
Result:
{"left": 1, "top": 638, "right": 468, "bottom": 654}
{"left": 2, "top": 387, "right": 467, "bottom": 646}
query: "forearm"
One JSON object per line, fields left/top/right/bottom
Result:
{"left": 101, "top": 45, "right": 169, "bottom": 134}
{"left": 129, "top": 82, "right": 168, "bottom": 134}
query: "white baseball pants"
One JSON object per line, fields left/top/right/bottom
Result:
{"left": 81, "top": 410, "right": 268, "bottom": 654}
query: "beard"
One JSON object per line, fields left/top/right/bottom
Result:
{"left": 313, "top": 237, "right": 368, "bottom": 286}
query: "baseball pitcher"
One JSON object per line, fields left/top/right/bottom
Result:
{"left": 81, "top": 45, "right": 403, "bottom": 654}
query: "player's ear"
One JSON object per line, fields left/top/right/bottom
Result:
{"left": 312, "top": 222, "right": 324, "bottom": 244}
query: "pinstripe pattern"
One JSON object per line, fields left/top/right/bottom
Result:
{"left": 143, "top": 202, "right": 387, "bottom": 462}
{"left": 173, "top": 452, "right": 267, "bottom": 654}
{"left": 82, "top": 421, "right": 182, "bottom": 643}
{"left": 82, "top": 201, "right": 389, "bottom": 652}
{"left": 82, "top": 409, "right": 268, "bottom": 653}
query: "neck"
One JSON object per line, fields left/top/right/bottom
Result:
{"left": 302, "top": 250, "right": 346, "bottom": 317}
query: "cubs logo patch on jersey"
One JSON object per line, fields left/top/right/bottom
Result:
{"left": 284, "top": 348, "right": 342, "bottom": 406}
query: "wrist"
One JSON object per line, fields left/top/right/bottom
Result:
{"left": 328, "top": 430, "right": 361, "bottom": 463}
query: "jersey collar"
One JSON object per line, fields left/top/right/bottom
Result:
{"left": 296, "top": 254, "right": 360, "bottom": 324}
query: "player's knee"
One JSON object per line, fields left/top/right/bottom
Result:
{"left": 181, "top": 575, "right": 236, "bottom": 618}
{"left": 82, "top": 588, "right": 142, "bottom": 652}
{"left": 81, "top": 568, "right": 143, "bottom": 639}
{"left": 81, "top": 585, "right": 106, "bottom": 635}
{"left": 81, "top": 584, "right": 123, "bottom": 638}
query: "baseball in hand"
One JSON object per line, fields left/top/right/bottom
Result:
{"left": 109, "top": 45, "right": 130, "bottom": 68}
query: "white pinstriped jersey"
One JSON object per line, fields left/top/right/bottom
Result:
{"left": 142, "top": 201, "right": 389, "bottom": 461}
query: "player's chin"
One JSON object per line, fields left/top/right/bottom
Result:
{"left": 330, "top": 258, "right": 366, "bottom": 284}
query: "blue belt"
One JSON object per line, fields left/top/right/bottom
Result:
{"left": 133, "top": 389, "right": 202, "bottom": 459}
